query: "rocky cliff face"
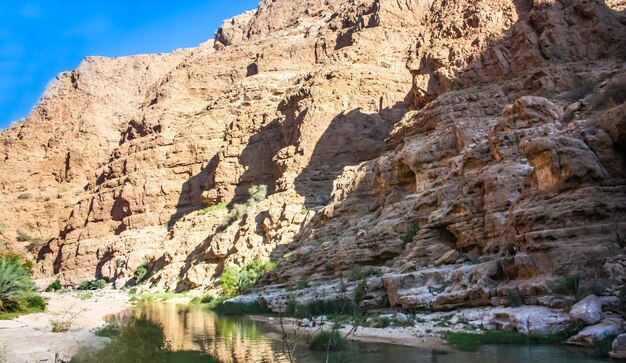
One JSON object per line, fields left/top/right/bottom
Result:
{"left": 1, "top": 0, "right": 625, "bottom": 313}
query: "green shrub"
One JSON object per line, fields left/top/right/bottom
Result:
{"left": 369, "top": 315, "right": 391, "bottom": 328}
{"left": 76, "top": 279, "right": 107, "bottom": 291}
{"left": 0, "top": 252, "right": 32, "bottom": 271}
{"left": 198, "top": 202, "right": 228, "bottom": 215}
{"left": 506, "top": 288, "right": 523, "bottom": 307}
{"left": 445, "top": 321, "right": 585, "bottom": 352}
{"left": 220, "top": 265, "right": 241, "bottom": 297}
{"left": 219, "top": 258, "right": 276, "bottom": 297}
{"left": 0, "top": 256, "right": 45, "bottom": 314}
{"left": 212, "top": 301, "right": 270, "bottom": 315}
{"left": 401, "top": 222, "right": 420, "bottom": 249}
{"left": 309, "top": 331, "right": 345, "bottom": 351}
{"left": 94, "top": 320, "right": 121, "bottom": 338}
{"left": 76, "top": 293, "right": 92, "bottom": 301}
{"left": 233, "top": 203, "right": 249, "bottom": 215}
{"left": 551, "top": 274, "right": 581, "bottom": 297}
{"left": 248, "top": 185, "right": 268, "bottom": 203}
{"left": 128, "top": 292, "right": 186, "bottom": 303}
{"left": 45, "top": 279, "right": 62, "bottom": 292}
{"left": 24, "top": 292, "right": 46, "bottom": 311}
{"left": 224, "top": 203, "right": 248, "bottom": 226}
{"left": 133, "top": 262, "right": 149, "bottom": 283}
{"left": 222, "top": 185, "right": 269, "bottom": 226}
{"left": 354, "top": 280, "right": 366, "bottom": 304}
{"left": 190, "top": 295, "right": 227, "bottom": 306}
{"left": 349, "top": 265, "right": 364, "bottom": 281}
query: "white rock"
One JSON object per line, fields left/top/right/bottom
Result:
{"left": 567, "top": 318, "right": 624, "bottom": 347}
{"left": 569, "top": 295, "right": 603, "bottom": 325}
{"left": 395, "top": 312, "right": 409, "bottom": 323}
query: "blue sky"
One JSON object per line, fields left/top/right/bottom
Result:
{"left": 0, "top": 1, "right": 259, "bottom": 129}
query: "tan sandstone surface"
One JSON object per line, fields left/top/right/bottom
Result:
{"left": 0, "top": 0, "right": 625, "bottom": 348}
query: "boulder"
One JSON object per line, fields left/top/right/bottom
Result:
{"left": 610, "top": 334, "right": 626, "bottom": 360}
{"left": 395, "top": 312, "right": 410, "bottom": 323}
{"left": 566, "top": 318, "right": 624, "bottom": 347}
{"left": 569, "top": 295, "right": 603, "bottom": 325}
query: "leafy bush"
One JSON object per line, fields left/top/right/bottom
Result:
{"left": 309, "top": 331, "right": 345, "bottom": 351}
{"left": 0, "top": 256, "right": 45, "bottom": 314}
{"left": 219, "top": 258, "right": 276, "bottom": 297}
{"left": 401, "top": 222, "right": 420, "bottom": 248}
{"left": 45, "top": 279, "right": 62, "bottom": 292}
{"left": 551, "top": 274, "right": 581, "bottom": 297}
{"left": 0, "top": 252, "right": 33, "bottom": 271}
{"left": 134, "top": 262, "right": 149, "bottom": 283}
{"left": 76, "top": 279, "right": 107, "bottom": 291}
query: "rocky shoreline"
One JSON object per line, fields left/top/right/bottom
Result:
{"left": 2, "top": 291, "right": 625, "bottom": 361}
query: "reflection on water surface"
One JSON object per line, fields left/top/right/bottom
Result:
{"left": 98, "top": 303, "right": 609, "bottom": 363}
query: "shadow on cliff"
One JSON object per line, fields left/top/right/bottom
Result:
{"left": 263, "top": 0, "right": 626, "bottom": 287}
{"left": 167, "top": 155, "right": 219, "bottom": 230}
{"left": 232, "top": 119, "right": 285, "bottom": 201}
{"left": 294, "top": 105, "right": 405, "bottom": 206}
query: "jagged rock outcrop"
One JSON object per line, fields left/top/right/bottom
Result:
{"left": 0, "top": 0, "right": 624, "bottom": 319}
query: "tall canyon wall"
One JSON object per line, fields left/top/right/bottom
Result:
{"left": 0, "top": 0, "right": 625, "bottom": 312}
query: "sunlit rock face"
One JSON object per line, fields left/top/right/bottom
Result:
{"left": 0, "top": 0, "right": 625, "bottom": 312}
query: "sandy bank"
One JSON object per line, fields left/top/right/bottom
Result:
{"left": 250, "top": 315, "right": 452, "bottom": 352}
{"left": 0, "top": 291, "right": 131, "bottom": 362}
